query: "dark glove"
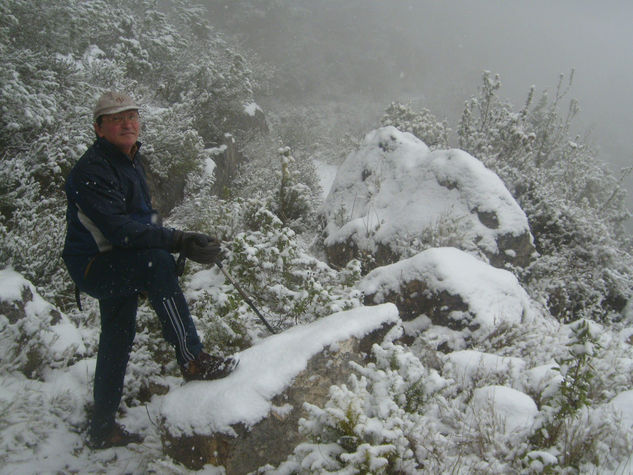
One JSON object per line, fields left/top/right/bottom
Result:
{"left": 172, "top": 230, "right": 223, "bottom": 265}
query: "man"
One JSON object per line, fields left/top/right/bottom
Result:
{"left": 62, "top": 91, "right": 238, "bottom": 449}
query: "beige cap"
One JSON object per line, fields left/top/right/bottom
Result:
{"left": 93, "top": 91, "right": 139, "bottom": 121}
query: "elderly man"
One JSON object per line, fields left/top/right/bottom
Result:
{"left": 62, "top": 91, "right": 238, "bottom": 449}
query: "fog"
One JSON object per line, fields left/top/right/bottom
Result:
{"left": 415, "top": 0, "right": 633, "bottom": 205}
{"left": 213, "top": 0, "right": 633, "bottom": 206}
{"left": 405, "top": 0, "right": 633, "bottom": 172}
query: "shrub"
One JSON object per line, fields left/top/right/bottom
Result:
{"left": 272, "top": 332, "right": 448, "bottom": 473}
{"left": 456, "top": 71, "right": 633, "bottom": 322}
{"left": 274, "top": 147, "right": 315, "bottom": 232}
{"left": 526, "top": 320, "right": 628, "bottom": 471}
{"left": 381, "top": 102, "right": 449, "bottom": 149}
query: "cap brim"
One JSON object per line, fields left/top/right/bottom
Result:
{"left": 94, "top": 105, "right": 139, "bottom": 121}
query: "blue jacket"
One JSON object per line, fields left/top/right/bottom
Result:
{"left": 62, "top": 137, "right": 176, "bottom": 272}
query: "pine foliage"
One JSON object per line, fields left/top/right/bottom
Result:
{"left": 0, "top": 0, "right": 257, "bottom": 305}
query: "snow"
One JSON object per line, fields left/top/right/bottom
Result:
{"left": 359, "top": 247, "right": 534, "bottom": 330}
{"left": 0, "top": 267, "right": 29, "bottom": 300}
{"left": 321, "top": 127, "right": 532, "bottom": 257}
{"left": 81, "top": 44, "right": 105, "bottom": 66}
{"left": 203, "top": 156, "right": 216, "bottom": 179}
{"left": 610, "top": 390, "right": 633, "bottom": 428}
{"left": 445, "top": 349, "right": 526, "bottom": 384}
{"left": 243, "top": 102, "right": 262, "bottom": 117}
{"left": 524, "top": 363, "right": 563, "bottom": 400}
{"left": 0, "top": 268, "right": 85, "bottom": 361}
{"left": 313, "top": 158, "right": 338, "bottom": 198}
{"left": 470, "top": 385, "right": 538, "bottom": 434}
{"left": 160, "top": 303, "right": 400, "bottom": 436}
{"left": 207, "top": 144, "right": 228, "bottom": 156}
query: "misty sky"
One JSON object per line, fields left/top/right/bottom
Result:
{"left": 395, "top": 0, "right": 632, "bottom": 175}
{"left": 219, "top": 0, "right": 633, "bottom": 204}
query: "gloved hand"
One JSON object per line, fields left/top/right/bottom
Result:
{"left": 172, "top": 230, "right": 223, "bottom": 265}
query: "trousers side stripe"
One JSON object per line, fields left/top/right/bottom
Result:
{"left": 162, "top": 297, "right": 195, "bottom": 362}
{"left": 165, "top": 297, "right": 195, "bottom": 361}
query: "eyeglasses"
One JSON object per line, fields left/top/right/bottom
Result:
{"left": 104, "top": 112, "right": 139, "bottom": 124}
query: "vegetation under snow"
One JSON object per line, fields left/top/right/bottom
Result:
{"left": 1, "top": 0, "right": 633, "bottom": 473}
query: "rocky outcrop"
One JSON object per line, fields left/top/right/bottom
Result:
{"left": 210, "top": 133, "right": 243, "bottom": 198}
{"left": 144, "top": 133, "right": 244, "bottom": 216}
{"left": 160, "top": 304, "right": 400, "bottom": 472}
{"left": 321, "top": 127, "right": 536, "bottom": 273}
{"left": 144, "top": 101, "right": 269, "bottom": 217}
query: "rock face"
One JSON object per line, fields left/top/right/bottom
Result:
{"left": 320, "top": 126, "right": 535, "bottom": 273}
{"left": 160, "top": 304, "right": 400, "bottom": 472}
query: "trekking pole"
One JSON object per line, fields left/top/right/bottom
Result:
{"left": 176, "top": 253, "right": 277, "bottom": 334}
{"left": 215, "top": 260, "right": 277, "bottom": 334}
{"left": 176, "top": 253, "right": 186, "bottom": 276}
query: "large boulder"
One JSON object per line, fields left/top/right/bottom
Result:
{"left": 359, "top": 247, "right": 535, "bottom": 350}
{"left": 321, "top": 126, "right": 535, "bottom": 272}
{"left": 160, "top": 304, "right": 400, "bottom": 473}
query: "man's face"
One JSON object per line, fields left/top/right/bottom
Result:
{"left": 94, "top": 110, "right": 140, "bottom": 156}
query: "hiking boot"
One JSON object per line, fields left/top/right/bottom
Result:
{"left": 89, "top": 423, "right": 143, "bottom": 449}
{"left": 181, "top": 351, "right": 239, "bottom": 382}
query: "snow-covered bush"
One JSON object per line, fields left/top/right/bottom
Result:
{"left": 0, "top": 153, "right": 72, "bottom": 304}
{"left": 0, "top": 0, "right": 260, "bottom": 306}
{"left": 190, "top": 205, "right": 360, "bottom": 342}
{"left": 381, "top": 102, "right": 449, "bottom": 149}
{"left": 274, "top": 147, "right": 315, "bottom": 232}
{"left": 167, "top": 177, "right": 360, "bottom": 347}
{"left": 273, "top": 330, "right": 447, "bottom": 473}
{"left": 457, "top": 71, "right": 633, "bottom": 322}
{"left": 526, "top": 319, "right": 632, "bottom": 471}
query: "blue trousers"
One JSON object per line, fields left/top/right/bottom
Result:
{"left": 64, "top": 248, "right": 203, "bottom": 439}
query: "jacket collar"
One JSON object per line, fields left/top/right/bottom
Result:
{"left": 95, "top": 137, "right": 143, "bottom": 163}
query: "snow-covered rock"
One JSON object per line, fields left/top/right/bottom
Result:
{"left": 359, "top": 247, "right": 534, "bottom": 348}
{"left": 470, "top": 385, "right": 538, "bottom": 434}
{"left": 444, "top": 350, "right": 526, "bottom": 386}
{"left": 160, "top": 304, "right": 400, "bottom": 472}
{"left": 241, "top": 101, "right": 268, "bottom": 133}
{"left": 610, "top": 390, "right": 633, "bottom": 428}
{"left": 321, "top": 126, "right": 535, "bottom": 271}
{"left": 0, "top": 268, "right": 85, "bottom": 378}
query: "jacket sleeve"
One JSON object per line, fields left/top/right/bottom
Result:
{"left": 69, "top": 159, "right": 177, "bottom": 251}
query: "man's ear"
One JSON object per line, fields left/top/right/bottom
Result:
{"left": 93, "top": 122, "right": 102, "bottom": 137}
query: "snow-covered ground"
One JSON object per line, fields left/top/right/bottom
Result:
{"left": 1, "top": 132, "right": 633, "bottom": 473}
{"left": 2, "top": 246, "right": 633, "bottom": 472}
